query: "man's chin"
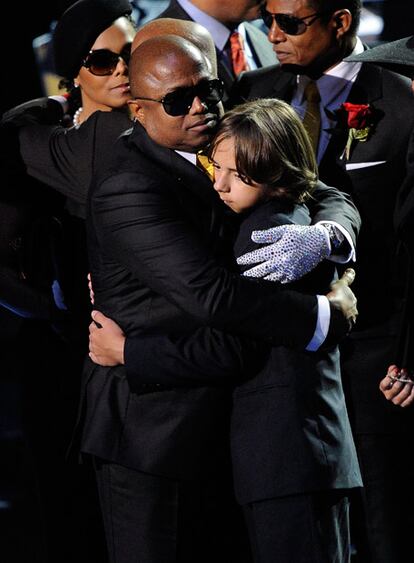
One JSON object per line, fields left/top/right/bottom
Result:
{"left": 281, "top": 63, "right": 325, "bottom": 80}
{"left": 281, "top": 63, "right": 308, "bottom": 75}
{"left": 179, "top": 133, "right": 215, "bottom": 153}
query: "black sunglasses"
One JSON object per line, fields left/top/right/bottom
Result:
{"left": 132, "top": 78, "right": 224, "bottom": 117}
{"left": 260, "top": 6, "right": 329, "bottom": 35}
{"left": 82, "top": 43, "right": 131, "bottom": 76}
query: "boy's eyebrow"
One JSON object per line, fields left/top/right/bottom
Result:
{"left": 211, "top": 158, "right": 238, "bottom": 173}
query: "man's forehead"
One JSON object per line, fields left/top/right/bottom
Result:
{"left": 266, "top": 0, "right": 307, "bottom": 12}
{"left": 144, "top": 68, "right": 213, "bottom": 94}
{"left": 142, "top": 50, "right": 209, "bottom": 79}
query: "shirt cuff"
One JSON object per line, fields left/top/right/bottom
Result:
{"left": 316, "top": 220, "right": 355, "bottom": 263}
{"left": 305, "top": 295, "right": 330, "bottom": 352}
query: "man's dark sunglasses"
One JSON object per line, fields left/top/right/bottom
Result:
{"left": 260, "top": 6, "right": 329, "bottom": 35}
{"left": 132, "top": 78, "right": 224, "bottom": 117}
{"left": 82, "top": 43, "right": 131, "bottom": 76}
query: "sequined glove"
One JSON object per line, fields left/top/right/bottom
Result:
{"left": 237, "top": 224, "right": 331, "bottom": 283}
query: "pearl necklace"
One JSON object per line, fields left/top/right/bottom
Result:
{"left": 73, "top": 107, "right": 84, "bottom": 129}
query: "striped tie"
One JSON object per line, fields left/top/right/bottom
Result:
{"left": 302, "top": 80, "right": 321, "bottom": 156}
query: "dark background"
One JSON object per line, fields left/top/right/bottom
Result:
{"left": 1, "top": 1, "right": 413, "bottom": 562}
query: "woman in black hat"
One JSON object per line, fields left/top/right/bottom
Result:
{"left": 53, "top": 0, "right": 136, "bottom": 127}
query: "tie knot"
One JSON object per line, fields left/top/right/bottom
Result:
{"left": 304, "top": 80, "right": 320, "bottom": 103}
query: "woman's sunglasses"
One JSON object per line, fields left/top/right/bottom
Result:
{"left": 132, "top": 78, "right": 225, "bottom": 117}
{"left": 260, "top": 6, "right": 329, "bottom": 36}
{"left": 82, "top": 43, "right": 131, "bottom": 76}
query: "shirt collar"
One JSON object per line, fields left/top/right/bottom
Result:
{"left": 177, "top": 0, "right": 229, "bottom": 50}
{"left": 297, "top": 37, "right": 364, "bottom": 110}
{"left": 176, "top": 150, "right": 197, "bottom": 166}
{"left": 176, "top": 0, "right": 246, "bottom": 51}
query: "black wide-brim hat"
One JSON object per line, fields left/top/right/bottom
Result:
{"left": 345, "top": 36, "right": 414, "bottom": 79}
{"left": 53, "top": 0, "right": 132, "bottom": 79}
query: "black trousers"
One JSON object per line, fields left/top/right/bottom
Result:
{"left": 243, "top": 490, "right": 351, "bottom": 563}
{"left": 94, "top": 457, "right": 252, "bottom": 563}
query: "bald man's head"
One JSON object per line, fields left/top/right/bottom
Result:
{"left": 129, "top": 35, "right": 209, "bottom": 98}
{"left": 132, "top": 17, "right": 217, "bottom": 75}
{"left": 127, "top": 35, "right": 223, "bottom": 153}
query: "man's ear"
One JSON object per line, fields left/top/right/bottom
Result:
{"left": 332, "top": 9, "right": 352, "bottom": 37}
{"left": 127, "top": 100, "right": 145, "bottom": 125}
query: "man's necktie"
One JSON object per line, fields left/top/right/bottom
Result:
{"left": 196, "top": 150, "right": 215, "bottom": 181}
{"left": 302, "top": 80, "right": 321, "bottom": 156}
{"left": 229, "top": 31, "right": 250, "bottom": 76}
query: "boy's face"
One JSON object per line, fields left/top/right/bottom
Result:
{"left": 211, "top": 137, "right": 268, "bottom": 214}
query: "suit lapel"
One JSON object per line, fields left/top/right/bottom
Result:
{"left": 271, "top": 71, "right": 297, "bottom": 101}
{"left": 320, "top": 63, "right": 384, "bottom": 171}
{"left": 129, "top": 124, "right": 224, "bottom": 246}
{"left": 346, "top": 63, "right": 383, "bottom": 105}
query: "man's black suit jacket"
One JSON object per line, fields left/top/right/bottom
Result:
{"left": 117, "top": 200, "right": 363, "bottom": 503}
{"left": 233, "top": 61, "right": 414, "bottom": 431}
{"left": 158, "top": 0, "right": 276, "bottom": 104}
{"left": 82, "top": 121, "right": 359, "bottom": 479}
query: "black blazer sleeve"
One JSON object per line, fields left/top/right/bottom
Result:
{"left": 308, "top": 180, "right": 361, "bottom": 247}
{"left": 2, "top": 102, "right": 132, "bottom": 208}
{"left": 123, "top": 328, "right": 268, "bottom": 391}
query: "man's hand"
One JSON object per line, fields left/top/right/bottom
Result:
{"left": 322, "top": 268, "right": 358, "bottom": 349}
{"left": 379, "top": 365, "right": 414, "bottom": 408}
{"left": 89, "top": 310, "right": 125, "bottom": 367}
{"left": 327, "top": 268, "right": 358, "bottom": 326}
{"left": 236, "top": 224, "right": 331, "bottom": 283}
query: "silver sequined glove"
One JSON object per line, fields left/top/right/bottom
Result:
{"left": 237, "top": 224, "right": 331, "bottom": 283}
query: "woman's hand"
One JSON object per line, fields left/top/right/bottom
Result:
{"left": 379, "top": 364, "right": 414, "bottom": 408}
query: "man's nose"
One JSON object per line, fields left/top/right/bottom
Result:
{"left": 268, "top": 19, "right": 286, "bottom": 43}
{"left": 189, "top": 96, "right": 208, "bottom": 114}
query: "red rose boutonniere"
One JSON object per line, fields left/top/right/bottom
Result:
{"left": 341, "top": 102, "right": 374, "bottom": 160}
